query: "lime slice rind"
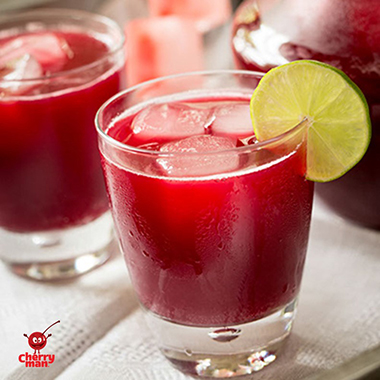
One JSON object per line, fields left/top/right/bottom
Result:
{"left": 250, "top": 60, "right": 371, "bottom": 182}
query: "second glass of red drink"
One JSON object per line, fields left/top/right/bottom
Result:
{"left": 0, "top": 9, "right": 126, "bottom": 280}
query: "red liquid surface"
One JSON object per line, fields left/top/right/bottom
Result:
{"left": 102, "top": 97, "right": 313, "bottom": 326}
{"left": 232, "top": 0, "right": 380, "bottom": 229}
{"left": 0, "top": 31, "right": 125, "bottom": 232}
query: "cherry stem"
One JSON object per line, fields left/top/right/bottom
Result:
{"left": 42, "top": 320, "right": 60, "bottom": 335}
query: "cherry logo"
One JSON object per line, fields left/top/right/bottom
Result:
{"left": 24, "top": 320, "right": 60, "bottom": 354}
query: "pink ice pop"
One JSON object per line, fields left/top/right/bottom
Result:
{"left": 125, "top": 17, "right": 204, "bottom": 86}
{"left": 147, "top": 0, "right": 232, "bottom": 32}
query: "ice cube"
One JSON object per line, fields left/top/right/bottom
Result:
{"left": 147, "top": 0, "right": 232, "bottom": 33}
{"left": 125, "top": 17, "right": 204, "bottom": 86}
{"left": 0, "top": 54, "right": 43, "bottom": 95}
{"left": 210, "top": 103, "right": 255, "bottom": 139}
{"left": 0, "top": 33, "right": 72, "bottom": 73}
{"left": 131, "top": 102, "right": 213, "bottom": 143}
{"left": 157, "top": 135, "right": 239, "bottom": 177}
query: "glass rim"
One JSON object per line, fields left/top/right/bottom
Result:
{"left": 0, "top": 8, "right": 125, "bottom": 83}
{"left": 96, "top": 69, "right": 307, "bottom": 157}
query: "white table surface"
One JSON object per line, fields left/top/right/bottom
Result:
{"left": 1, "top": 1, "right": 380, "bottom": 379}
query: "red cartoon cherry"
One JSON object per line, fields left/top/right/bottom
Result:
{"left": 24, "top": 320, "right": 60, "bottom": 354}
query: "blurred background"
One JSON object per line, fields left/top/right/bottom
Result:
{"left": 0, "top": 0, "right": 244, "bottom": 16}
{"left": 0, "top": 0, "right": 244, "bottom": 76}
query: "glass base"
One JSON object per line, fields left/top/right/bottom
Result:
{"left": 0, "top": 212, "right": 114, "bottom": 281}
{"left": 144, "top": 299, "right": 297, "bottom": 378}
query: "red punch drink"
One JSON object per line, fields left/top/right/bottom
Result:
{"left": 0, "top": 32, "right": 121, "bottom": 232}
{"left": 0, "top": 10, "right": 125, "bottom": 280}
{"left": 232, "top": 0, "right": 380, "bottom": 229}
{"left": 104, "top": 98, "right": 312, "bottom": 326}
{"left": 97, "top": 71, "right": 313, "bottom": 376}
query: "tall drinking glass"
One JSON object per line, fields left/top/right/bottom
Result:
{"left": 96, "top": 71, "right": 314, "bottom": 377}
{"left": 0, "top": 9, "right": 126, "bottom": 280}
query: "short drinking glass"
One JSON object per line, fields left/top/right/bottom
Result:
{"left": 0, "top": 9, "right": 125, "bottom": 280}
{"left": 96, "top": 71, "right": 314, "bottom": 377}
